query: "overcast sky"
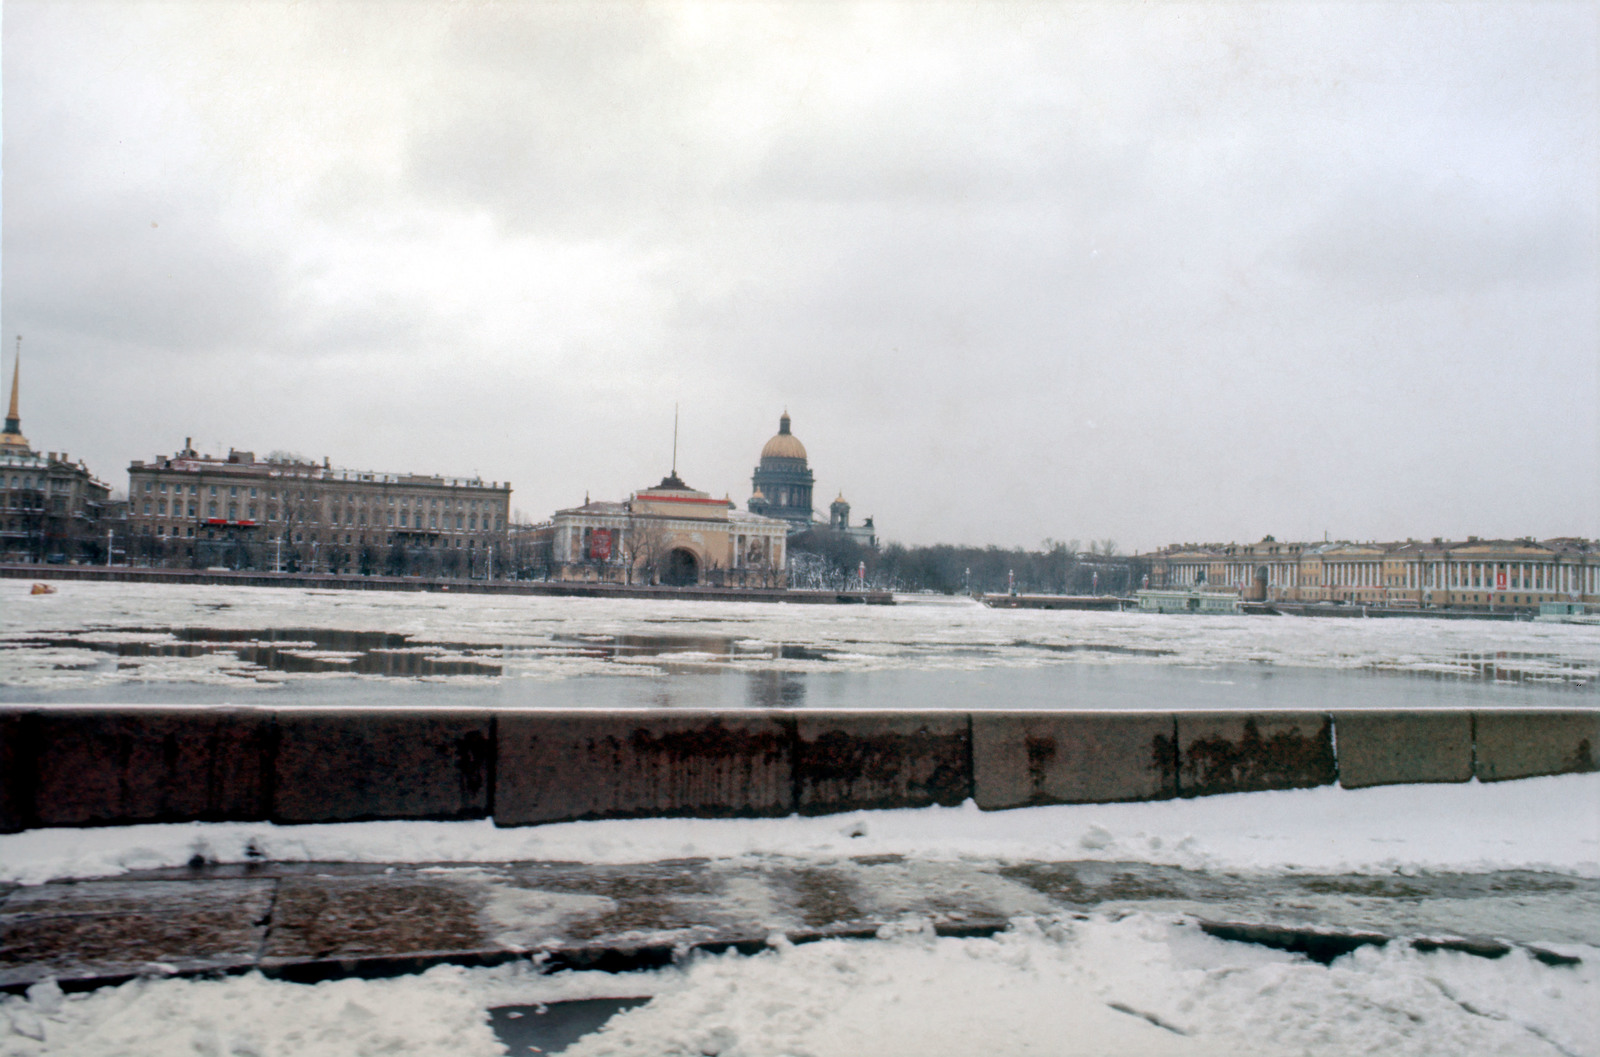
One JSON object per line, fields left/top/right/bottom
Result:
{"left": 3, "top": 1, "right": 1596, "bottom": 550}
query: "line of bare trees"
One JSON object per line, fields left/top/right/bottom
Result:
{"left": 789, "top": 530, "right": 1147, "bottom": 596}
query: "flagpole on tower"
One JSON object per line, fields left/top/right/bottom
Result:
{"left": 671, "top": 403, "right": 679, "bottom": 477}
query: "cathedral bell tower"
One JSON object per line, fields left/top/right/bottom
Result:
{"left": 830, "top": 493, "right": 850, "bottom": 531}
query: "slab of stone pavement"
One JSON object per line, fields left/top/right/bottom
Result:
{"left": 2, "top": 857, "right": 1595, "bottom": 992}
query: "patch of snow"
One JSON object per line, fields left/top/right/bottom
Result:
{"left": 3, "top": 914, "right": 1595, "bottom": 1057}
{"left": 2, "top": 773, "right": 1595, "bottom": 886}
{"left": 0, "top": 965, "right": 499, "bottom": 1057}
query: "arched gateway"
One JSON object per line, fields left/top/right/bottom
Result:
{"left": 663, "top": 547, "right": 699, "bottom": 586}
{"left": 544, "top": 468, "right": 788, "bottom": 587}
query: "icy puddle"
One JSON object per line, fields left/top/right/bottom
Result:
{"left": 489, "top": 997, "right": 649, "bottom": 1055}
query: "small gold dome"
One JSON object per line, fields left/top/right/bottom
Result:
{"left": 759, "top": 410, "right": 807, "bottom": 461}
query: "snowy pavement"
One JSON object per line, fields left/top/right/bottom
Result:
{"left": 2, "top": 774, "right": 1598, "bottom": 1055}
{"left": 6, "top": 772, "right": 1596, "bottom": 887}
{"left": 2, "top": 859, "right": 1596, "bottom": 1056}
{"left": 3, "top": 853, "right": 1597, "bottom": 993}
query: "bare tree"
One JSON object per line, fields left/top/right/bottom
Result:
{"left": 620, "top": 513, "right": 668, "bottom": 585}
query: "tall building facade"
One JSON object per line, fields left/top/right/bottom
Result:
{"left": 1145, "top": 536, "right": 1600, "bottom": 613}
{"left": 126, "top": 442, "right": 510, "bottom": 576}
{"left": 747, "top": 411, "right": 815, "bottom": 533}
{"left": 0, "top": 353, "right": 114, "bottom": 563}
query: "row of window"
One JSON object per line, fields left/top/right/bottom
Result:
{"left": 3, "top": 476, "right": 72, "bottom": 492}
{"left": 1171, "top": 559, "right": 1599, "bottom": 594}
{"left": 138, "top": 523, "right": 492, "bottom": 549}
{"left": 137, "top": 498, "right": 505, "bottom": 532}
{"left": 138, "top": 478, "right": 498, "bottom": 513}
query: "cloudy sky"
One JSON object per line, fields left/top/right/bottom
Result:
{"left": 3, "top": 1, "right": 1595, "bottom": 550}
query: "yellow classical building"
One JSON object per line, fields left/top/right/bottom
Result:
{"left": 1146, "top": 536, "right": 1600, "bottom": 614}
{"left": 535, "top": 471, "right": 790, "bottom": 587}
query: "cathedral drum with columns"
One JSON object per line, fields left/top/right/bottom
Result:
{"left": 746, "top": 411, "right": 815, "bottom": 533}
{"left": 747, "top": 411, "right": 879, "bottom": 545}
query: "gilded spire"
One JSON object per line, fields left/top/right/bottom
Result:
{"left": 0, "top": 336, "right": 29, "bottom": 453}
{"left": 5, "top": 337, "right": 18, "bottom": 426}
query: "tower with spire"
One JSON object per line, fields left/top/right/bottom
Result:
{"left": 0, "top": 336, "right": 115, "bottom": 563}
{"left": 1, "top": 336, "right": 32, "bottom": 456}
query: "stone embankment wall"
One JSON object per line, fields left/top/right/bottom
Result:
{"left": 0, "top": 565, "right": 893, "bottom": 604}
{"left": 1, "top": 708, "right": 1594, "bottom": 834}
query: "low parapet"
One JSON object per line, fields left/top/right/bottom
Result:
{"left": 0, "top": 707, "right": 1593, "bottom": 833}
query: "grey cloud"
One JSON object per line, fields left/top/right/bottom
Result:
{"left": 1283, "top": 178, "right": 1594, "bottom": 298}
{"left": 4, "top": 192, "right": 290, "bottom": 355}
{"left": 3, "top": 1, "right": 1596, "bottom": 548}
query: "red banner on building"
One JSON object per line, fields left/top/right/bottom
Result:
{"left": 589, "top": 528, "right": 613, "bottom": 560}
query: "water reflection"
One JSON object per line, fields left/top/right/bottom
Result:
{"left": 1013, "top": 639, "right": 1174, "bottom": 658}
{"left": 545, "top": 633, "right": 837, "bottom": 665}
{"left": 747, "top": 670, "right": 807, "bottom": 708}
{"left": 4, "top": 627, "right": 503, "bottom": 678}
{"left": 2, "top": 627, "right": 847, "bottom": 685}
{"left": 1445, "top": 651, "right": 1593, "bottom": 685}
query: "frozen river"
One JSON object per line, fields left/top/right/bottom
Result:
{"left": 2, "top": 580, "right": 1596, "bottom": 710}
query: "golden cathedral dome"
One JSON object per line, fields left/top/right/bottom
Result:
{"left": 759, "top": 411, "right": 807, "bottom": 461}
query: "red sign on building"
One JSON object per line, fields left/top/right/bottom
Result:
{"left": 1496, "top": 570, "right": 1507, "bottom": 590}
{"left": 589, "top": 528, "right": 613, "bottom": 560}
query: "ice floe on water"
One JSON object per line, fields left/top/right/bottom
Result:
{"left": 2, "top": 581, "right": 1598, "bottom": 698}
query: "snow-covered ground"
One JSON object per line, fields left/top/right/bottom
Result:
{"left": 4, "top": 908, "right": 1596, "bottom": 1056}
{"left": 3, "top": 777, "right": 1597, "bottom": 1055}
{"left": 2, "top": 580, "right": 1597, "bottom": 696}
{"left": 3, "top": 773, "right": 1597, "bottom": 886}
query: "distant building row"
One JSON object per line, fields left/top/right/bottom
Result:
{"left": 1146, "top": 536, "right": 1600, "bottom": 614}
{"left": 4, "top": 347, "right": 879, "bottom": 585}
